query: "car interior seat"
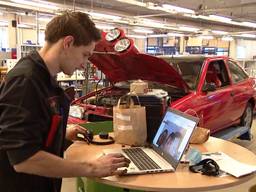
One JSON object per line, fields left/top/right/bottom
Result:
{"left": 206, "top": 64, "right": 222, "bottom": 87}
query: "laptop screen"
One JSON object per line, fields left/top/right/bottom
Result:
{"left": 152, "top": 108, "right": 199, "bottom": 168}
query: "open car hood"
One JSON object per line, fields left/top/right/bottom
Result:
{"left": 89, "top": 30, "right": 189, "bottom": 92}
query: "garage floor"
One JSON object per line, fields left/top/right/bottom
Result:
{"left": 61, "top": 118, "right": 256, "bottom": 192}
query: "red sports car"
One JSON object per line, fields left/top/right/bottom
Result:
{"left": 69, "top": 29, "right": 256, "bottom": 138}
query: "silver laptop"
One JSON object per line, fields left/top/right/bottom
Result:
{"left": 104, "top": 108, "right": 199, "bottom": 175}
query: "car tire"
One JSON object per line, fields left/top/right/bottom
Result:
{"left": 238, "top": 102, "right": 253, "bottom": 140}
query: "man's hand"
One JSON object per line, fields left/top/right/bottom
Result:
{"left": 92, "top": 153, "right": 130, "bottom": 177}
{"left": 66, "top": 124, "right": 87, "bottom": 141}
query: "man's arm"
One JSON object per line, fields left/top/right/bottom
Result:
{"left": 14, "top": 150, "right": 129, "bottom": 178}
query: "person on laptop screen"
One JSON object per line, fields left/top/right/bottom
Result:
{"left": 163, "top": 131, "right": 184, "bottom": 160}
{"left": 153, "top": 115, "right": 190, "bottom": 162}
{"left": 156, "top": 129, "right": 168, "bottom": 147}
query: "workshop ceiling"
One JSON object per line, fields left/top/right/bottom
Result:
{"left": 49, "top": 0, "right": 256, "bottom": 35}
{"left": 0, "top": 0, "right": 256, "bottom": 36}
{"left": 63, "top": 0, "right": 256, "bottom": 23}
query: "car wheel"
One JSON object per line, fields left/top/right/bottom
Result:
{"left": 238, "top": 103, "right": 253, "bottom": 140}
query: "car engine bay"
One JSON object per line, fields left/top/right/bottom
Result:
{"left": 69, "top": 82, "right": 188, "bottom": 122}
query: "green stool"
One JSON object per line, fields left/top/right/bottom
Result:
{"left": 77, "top": 177, "right": 142, "bottom": 192}
{"left": 77, "top": 121, "right": 143, "bottom": 192}
{"left": 79, "top": 121, "right": 114, "bottom": 134}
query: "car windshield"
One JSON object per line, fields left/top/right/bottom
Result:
{"left": 161, "top": 57, "right": 204, "bottom": 90}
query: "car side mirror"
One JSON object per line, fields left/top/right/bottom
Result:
{"left": 202, "top": 83, "right": 216, "bottom": 92}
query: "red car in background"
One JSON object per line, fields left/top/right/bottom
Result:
{"left": 69, "top": 29, "right": 256, "bottom": 138}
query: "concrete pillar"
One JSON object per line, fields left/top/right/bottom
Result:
{"left": 229, "top": 39, "right": 237, "bottom": 59}
{"left": 179, "top": 36, "right": 185, "bottom": 54}
{"left": 7, "top": 13, "right": 17, "bottom": 48}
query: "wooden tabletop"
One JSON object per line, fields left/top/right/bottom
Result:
{"left": 65, "top": 137, "right": 256, "bottom": 192}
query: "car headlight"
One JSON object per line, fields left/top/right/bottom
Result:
{"left": 105, "top": 28, "right": 121, "bottom": 42}
{"left": 114, "top": 38, "right": 131, "bottom": 52}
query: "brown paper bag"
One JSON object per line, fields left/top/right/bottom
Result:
{"left": 113, "top": 96, "right": 147, "bottom": 146}
{"left": 190, "top": 127, "right": 210, "bottom": 144}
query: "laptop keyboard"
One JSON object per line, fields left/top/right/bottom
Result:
{"left": 122, "top": 148, "right": 161, "bottom": 170}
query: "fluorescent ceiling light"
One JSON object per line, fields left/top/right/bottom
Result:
{"left": 17, "top": 22, "right": 36, "bottom": 29}
{"left": 167, "top": 33, "right": 184, "bottom": 37}
{"left": 115, "top": 0, "right": 145, "bottom": 7}
{"left": 128, "top": 18, "right": 183, "bottom": 31}
{"left": 0, "top": 21, "right": 8, "bottom": 27}
{"left": 162, "top": 4, "right": 195, "bottom": 14}
{"left": 147, "top": 34, "right": 168, "bottom": 37}
{"left": 238, "top": 34, "right": 256, "bottom": 38}
{"left": 11, "top": 0, "right": 58, "bottom": 10}
{"left": 184, "top": 14, "right": 200, "bottom": 19}
{"left": 209, "top": 15, "right": 231, "bottom": 22}
{"left": 184, "top": 13, "right": 256, "bottom": 28}
{"left": 241, "top": 22, "right": 256, "bottom": 28}
{"left": 147, "top": 3, "right": 164, "bottom": 11}
{"left": 184, "top": 13, "right": 237, "bottom": 26}
{"left": 141, "top": 19, "right": 164, "bottom": 28}
{"left": 95, "top": 24, "right": 114, "bottom": 30}
{"left": 18, "top": 24, "right": 33, "bottom": 28}
{"left": 179, "top": 26, "right": 199, "bottom": 32}
{"left": 38, "top": 17, "right": 52, "bottom": 22}
{"left": 133, "top": 29, "right": 153, "bottom": 34}
{"left": 115, "top": 0, "right": 195, "bottom": 16}
{"left": 200, "top": 35, "right": 214, "bottom": 40}
{"left": 87, "top": 12, "right": 121, "bottom": 20}
{"left": 222, "top": 36, "right": 233, "bottom": 41}
{"left": 127, "top": 34, "right": 147, "bottom": 39}
{"left": 212, "top": 30, "right": 228, "bottom": 35}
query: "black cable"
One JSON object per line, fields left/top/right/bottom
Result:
{"left": 95, "top": 70, "right": 103, "bottom": 105}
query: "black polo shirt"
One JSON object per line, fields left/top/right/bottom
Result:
{"left": 0, "top": 51, "right": 70, "bottom": 192}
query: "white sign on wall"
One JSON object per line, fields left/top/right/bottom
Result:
{"left": 236, "top": 46, "right": 246, "bottom": 59}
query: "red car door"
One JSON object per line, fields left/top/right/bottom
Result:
{"left": 195, "top": 58, "right": 234, "bottom": 133}
{"left": 225, "top": 59, "right": 254, "bottom": 124}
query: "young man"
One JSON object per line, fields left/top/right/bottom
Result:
{"left": 0, "top": 11, "right": 129, "bottom": 192}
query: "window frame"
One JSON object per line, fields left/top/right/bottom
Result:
{"left": 227, "top": 59, "right": 248, "bottom": 84}
{"left": 0, "top": 26, "right": 9, "bottom": 48}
